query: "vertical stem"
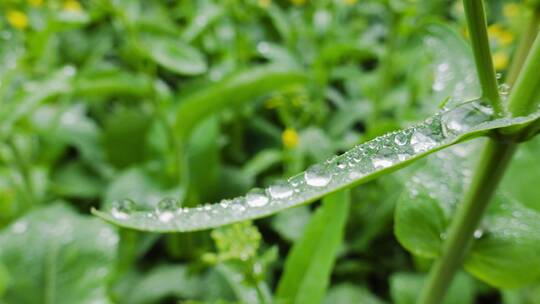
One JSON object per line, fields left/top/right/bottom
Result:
{"left": 418, "top": 140, "right": 516, "bottom": 304}
{"left": 463, "top": 0, "right": 504, "bottom": 115}
{"left": 506, "top": 33, "right": 540, "bottom": 117}
{"left": 506, "top": 9, "right": 540, "bottom": 86}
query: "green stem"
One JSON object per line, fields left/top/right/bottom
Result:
{"left": 418, "top": 140, "right": 516, "bottom": 304}
{"left": 419, "top": 7, "right": 540, "bottom": 304}
{"left": 506, "top": 9, "right": 540, "bottom": 86}
{"left": 506, "top": 33, "right": 540, "bottom": 117}
{"left": 463, "top": 0, "right": 504, "bottom": 115}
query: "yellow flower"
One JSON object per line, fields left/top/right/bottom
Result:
{"left": 493, "top": 52, "right": 509, "bottom": 70}
{"left": 282, "top": 128, "right": 299, "bottom": 149}
{"left": 259, "top": 0, "right": 271, "bottom": 8}
{"left": 28, "top": 0, "right": 43, "bottom": 7}
{"left": 498, "top": 30, "right": 514, "bottom": 46}
{"left": 503, "top": 3, "right": 519, "bottom": 18}
{"left": 291, "top": 0, "right": 306, "bottom": 6}
{"left": 6, "top": 10, "right": 28, "bottom": 30}
{"left": 488, "top": 24, "right": 514, "bottom": 46}
{"left": 63, "top": 0, "right": 82, "bottom": 11}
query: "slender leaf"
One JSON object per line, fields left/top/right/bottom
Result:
{"left": 275, "top": 190, "right": 350, "bottom": 304}
{"left": 174, "top": 65, "right": 307, "bottom": 140}
{"left": 93, "top": 100, "right": 540, "bottom": 232}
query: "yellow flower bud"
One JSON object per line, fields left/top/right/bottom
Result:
{"left": 282, "top": 128, "right": 299, "bottom": 149}
{"left": 493, "top": 52, "right": 509, "bottom": 71}
{"left": 503, "top": 3, "right": 519, "bottom": 18}
{"left": 63, "top": 0, "right": 82, "bottom": 12}
{"left": 29, "top": 0, "right": 43, "bottom": 7}
{"left": 7, "top": 10, "right": 28, "bottom": 30}
{"left": 259, "top": 0, "right": 271, "bottom": 8}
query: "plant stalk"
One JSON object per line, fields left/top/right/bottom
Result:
{"left": 419, "top": 9, "right": 540, "bottom": 304}
{"left": 506, "top": 8, "right": 540, "bottom": 86}
{"left": 418, "top": 140, "right": 516, "bottom": 304}
{"left": 463, "top": 0, "right": 504, "bottom": 115}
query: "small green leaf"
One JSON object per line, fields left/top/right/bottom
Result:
{"left": 141, "top": 34, "right": 207, "bottom": 75}
{"left": 0, "top": 203, "right": 118, "bottom": 304}
{"left": 395, "top": 137, "right": 540, "bottom": 288}
{"left": 93, "top": 101, "right": 540, "bottom": 232}
{"left": 276, "top": 190, "right": 350, "bottom": 304}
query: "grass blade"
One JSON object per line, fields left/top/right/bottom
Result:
{"left": 275, "top": 190, "right": 350, "bottom": 304}
{"left": 93, "top": 100, "right": 540, "bottom": 232}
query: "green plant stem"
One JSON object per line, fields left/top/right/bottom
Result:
{"left": 506, "top": 33, "right": 540, "bottom": 117}
{"left": 418, "top": 140, "right": 516, "bottom": 304}
{"left": 506, "top": 9, "right": 540, "bottom": 86}
{"left": 463, "top": 0, "right": 504, "bottom": 115}
{"left": 419, "top": 13, "right": 540, "bottom": 304}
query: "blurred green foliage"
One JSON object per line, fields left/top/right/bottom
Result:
{"left": 1, "top": 0, "right": 539, "bottom": 303}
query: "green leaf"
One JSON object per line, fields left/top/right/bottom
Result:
{"left": 174, "top": 65, "right": 308, "bottom": 141}
{"left": 141, "top": 34, "right": 207, "bottom": 75}
{"left": 395, "top": 137, "right": 540, "bottom": 288}
{"left": 275, "top": 190, "right": 350, "bottom": 304}
{"left": 93, "top": 101, "right": 540, "bottom": 232}
{"left": 390, "top": 272, "right": 475, "bottom": 304}
{"left": 0, "top": 203, "right": 118, "bottom": 304}
{"left": 73, "top": 69, "right": 153, "bottom": 98}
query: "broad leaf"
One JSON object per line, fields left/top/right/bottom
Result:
{"left": 0, "top": 203, "right": 118, "bottom": 304}
{"left": 93, "top": 100, "right": 540, "bottom": 232}
{"left": 141, "top": 34, "right": 207, "bottom": 75}
{"left": 395, "top": 136, "right": 540, "bottom": 288}
{"left": 276, "top": 190, "right": 350, "bottom": 304}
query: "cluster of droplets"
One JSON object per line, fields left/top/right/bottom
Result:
{"left": 103, "top": 99, "right": 522, "bottom": 231}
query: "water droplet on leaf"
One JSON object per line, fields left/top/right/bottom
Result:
{"left": 246, "top": 188, "right": 269, "bottom": 207}
{"left": 156, "top": 198, "right": 179, "bottom": 222}
{"left": 111, "top": 199, "right": 135, "bottom": 220}
{"left": 268, "top": 181, "right": 293, "bottom": 199}
{"left": 304, "top": 164, "right": 332, "bottom": 187}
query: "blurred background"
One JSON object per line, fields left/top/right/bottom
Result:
{"left": 0, "top": 0, "right": 538, "bottom": 303}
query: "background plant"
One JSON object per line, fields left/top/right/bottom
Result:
{"left": 1, "top": 0, "right": 540, "bottom": 303}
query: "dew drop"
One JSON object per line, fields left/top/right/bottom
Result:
{"left": 231, "top": 203, "right": 246, "bottom": 213}
{"left": 111, "top": 199, "right": 135, "bottom": 220}
{"left": 473, "top": 229, "right": 484, "bottom": 239}
{"left": 394, "top": 133, "right": 409, "bottom": 146}
{"left": 246, "top": 188, "right": 269, "bottom": 207}
{"left": 268, "top": 181, "right": 293, "bottom": 199}
{"left": 304, "top": 164, "right": 332, "bottom": 187}
{"left": 410, "top": 130, "right": 437, "bottom": 153}
{"left": 498, "top": 83, "right": 510, "bottom": 96}
{"left": 156, "top": 198, "right": 179, "bottom": 222}
{"left": 372, "top": 147, "right": 396, "bottom": 169}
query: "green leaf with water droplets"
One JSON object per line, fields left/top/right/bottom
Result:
{"left": 0, "top": 203, "right": 118, "bottom": 304}
{"left": 395, "top": 137, "right": 540, "bottom": 288}
{"left": 93, "top": 100, "right": 540, "bottom": 233}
